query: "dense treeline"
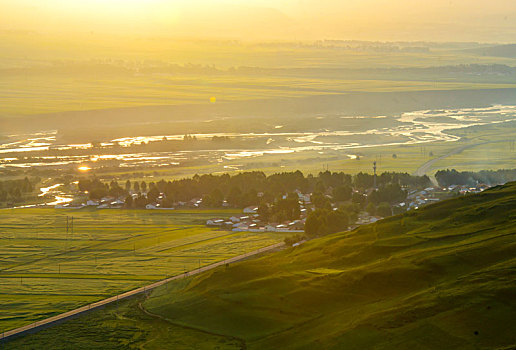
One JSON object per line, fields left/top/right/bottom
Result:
{"left": 78, "top": 170, "right": 428, "bottom": 205}
{"left": 77, "top": 171, "right": 426, "bottom": 214}
{"left": 305, "top": 208, "right": 350, "bottom": 237}
{"left": 0, "top": 177, "right": 35, "bottom": 203}
{"left": 435, "top": 169, "right": 516, "bottom": 187}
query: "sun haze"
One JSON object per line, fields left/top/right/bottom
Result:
{"left": 1, "top": 0, "right": 516, "bottom": 41}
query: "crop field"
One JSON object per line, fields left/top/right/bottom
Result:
{"left": 2, "top": 33, "right": 516, "bottom": 117}
{"left": 6, "top": 181, "right": 516, "bottom": 349}
{"left": 0, "top": 208, "right": 289, "bottom": 332}
{"left": 4, "top": 73, "right": 516, "bottom": 116}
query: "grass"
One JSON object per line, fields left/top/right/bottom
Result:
{"left": 2, "top": 34, "right": 516, "bottom": 117}
{"left": 0, "top": 208, "right": 289, "bottom": 332}
{"left": 3, "top": 73, "right": 515, "bottom": 116}
{"left": 6, "top": 182, "right": 516, "bottom": 349}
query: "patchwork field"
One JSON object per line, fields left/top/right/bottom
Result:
{"left": 5, "top": 182, "right": 515, "bottom": 349}
{"left": 0, "top": 208, "right": 289, "bottom": 332}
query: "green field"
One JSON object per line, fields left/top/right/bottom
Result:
{"left": 2, "top": 34, "right": 516, "bottom": 117}
{"left": 7, "top": 182, "right": 515, "bottom": 349}
{"left": 0, "top": 208, "right": 289, "bottom": 332}
{"left": 4, "top": 73, "right": 516, "bottom": 116}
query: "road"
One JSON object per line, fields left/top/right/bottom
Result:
{"left": 0, "top": 242, "right": 285, "bottom": 343}
{"left": 413, "top": 141, "right": 499, "bottom": 184}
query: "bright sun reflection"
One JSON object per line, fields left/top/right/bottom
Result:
{"left": 78, "top": 166, "right": 91, "bottom": 172}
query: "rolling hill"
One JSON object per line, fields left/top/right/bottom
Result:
{"left": 467, "top": 44, "right": 516, "bottom": 58}
{"left": 5, "top": 182, "right": 516, "bottom": 349}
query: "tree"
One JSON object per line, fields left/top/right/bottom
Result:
{"left": 305, "top": 210, "right": 322, "bottom": 237}
{"left": 11, "top": 187, "right": 22, "bottom": 202}
{"left": 22, "top": 177, "right": 33, "bottom": 193}
{"left": 161, "top": 197, "right": 174, "bottom": 208}
{"left": 305, "top": 208, "right": 348, "bottom": 237}
{"left": 354, "top": 172, "right": 374, "bottom": 190}
{"left": 147, "top": 187, "right": 160, "bottom": 202}
{"left": 325, "top": 210, "right": 349, "bottom": 234}
{"left": 125, "top": 180, "right": 131, "bottom": 192}
{"left": 134, "top": 194, "right": 149, "bottom": 209}
{"left": 351, "top": 192, "right": 366, "bottom": 208}
{"left": 333, "top": 185, "right": 352, "bottom": 201}
{"left": 108, "top": 181, "right": 125, "bottom": 198}
{"left": 124, "top": 195, "right": 133, "bottom": 208}
{"left": 204, "top": 188, "right": 224, "bottom": 207}
{"left": 377, "top": 202, "right": 392, "bottom": 217}
{"left": 133, "top": 181, "right": 140, "bottom": 192}
{"left": 370, "top": 183, "right": 406, "bottom": 204}
{"left": 140, "top": 181, "right": 147, "bottom": 193}
{"left": 226, "top": 186, "right": 242, "bottom": 207}
{"left": 257, "top": 203, "right": 270, "bottom": 221}
{"left": 314, "top": 181, "right": 326, "bottom": 194}
{"left": 311, "top": 192, "right": 331, "bottom": 209}
{"left": 366, "top": 202, "right": 376, "bottom": 216}
{"left": 273, "top": 194, "right": 300, "bottom": 221}
{"left": 339, "top": 203, "right": 359, "bottom": 224}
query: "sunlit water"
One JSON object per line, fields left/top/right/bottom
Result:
{"left": 1, "top": 105, "right": 514, "bottom": 170}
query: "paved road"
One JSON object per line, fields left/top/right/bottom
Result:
{"left": 413, "top": 141, "right": 502, "bottom": 184}
{"left": 1, "top": 242, "right": 285, "bottom": 343}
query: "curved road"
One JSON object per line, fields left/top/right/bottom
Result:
{"left": 1, "top": 242, "right": 285, "bottom": 343}
{"left": 413, "top": 140, "right": 506, "bottom": 184}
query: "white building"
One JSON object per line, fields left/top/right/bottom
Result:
{"left": 207, "top": 219, "right": 225, "bottom": 226}
{"left": 243, "top": 206, "right": 258, "bottom": 214}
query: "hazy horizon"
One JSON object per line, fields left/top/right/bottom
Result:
{"left": 2, "top": 0, "right": 516, "bottom": 43}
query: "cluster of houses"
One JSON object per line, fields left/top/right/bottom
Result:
{"left": 207, "top": 206, "right": 306, "bottom": 233}
{"left": 55, "top": 197, "right": 127, "bottom": 209}
{"left": 405, "top": 183, "right": 491, "bottom": 210}
{"left": 405, "top": 187, "right": 441, "bottom": 210}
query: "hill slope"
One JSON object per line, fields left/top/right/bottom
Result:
{"left": 467, "top": 44, "right": 516, "bottom": 58}
{"left": 6, "top": 182, "right": 516, "bottom": 349}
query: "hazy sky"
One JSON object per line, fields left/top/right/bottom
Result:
{"left": 1, "top": 0, "right": 516, "bottom": 42}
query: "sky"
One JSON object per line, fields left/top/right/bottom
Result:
{"left": 1, "top": 0, "right": 516, "bottom": 42}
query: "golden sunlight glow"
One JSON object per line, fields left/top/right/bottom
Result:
{"left": 78, "top": 166, "right": 91, "bottom": 172}
{"left": 1, "top": 0, "right": 514, "bottom": 41}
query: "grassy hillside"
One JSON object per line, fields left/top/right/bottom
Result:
{"left": 6, "top": 182, "right": 516, "bottom": 349}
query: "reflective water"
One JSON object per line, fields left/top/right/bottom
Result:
{"left": 1, "top": 105, "right": 514, "bottom": 169}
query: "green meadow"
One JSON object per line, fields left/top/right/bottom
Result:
{"left": 2, "top": 35, "right": 516, "bottom": 117}
{"left": 6, "top": 181, "right": 515, "bottom": 349}
{"left": 0, "top": 208, "right": 289, "bottom": 332}
{"left": 3, "top": 73, "right": 515, "bottom": 116}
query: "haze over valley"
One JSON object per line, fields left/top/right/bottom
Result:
{"left": 1, "top": 1, "right": 515, "bottom": 349}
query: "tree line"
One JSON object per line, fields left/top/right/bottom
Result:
{"left": 78, "top": 170, "right": 427, "bottom": 214}
{"left": 0, "top": 177, "right": 35, "bottom": 203}
{"left": 435, "top": 169, "right": 516, "bottom": 187}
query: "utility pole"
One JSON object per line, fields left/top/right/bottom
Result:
{"left": 373, "top": 161, "right": 377, "bottom": 189}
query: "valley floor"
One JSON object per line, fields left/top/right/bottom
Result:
{"left": 4, "top": 182, "right": 516, "bottom": 349}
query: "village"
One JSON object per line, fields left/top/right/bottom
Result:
{"left": 48, "top": 172, "right": 497, "bottom": 236}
